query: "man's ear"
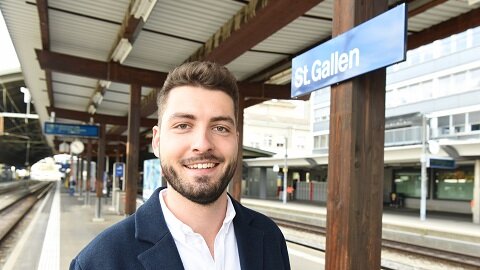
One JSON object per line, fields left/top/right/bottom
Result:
{"left": 152, "top": 125, "right": 160, "bottom": 157}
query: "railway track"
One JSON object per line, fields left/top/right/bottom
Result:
{"left": 273, "top": 217, "right": 480, "bottom": 269}
{"left": 0, "top": 181, "right": 54, "bottom": 242}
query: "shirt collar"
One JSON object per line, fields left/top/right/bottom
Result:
{"left": 159, "top": 188, "right": 236, "bottom": 242}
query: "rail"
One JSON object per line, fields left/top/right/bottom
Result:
{"left": 0, "top": 181, "right": 54, "bottom": 242}
{"left": 273, "top": 217, "right": 480, "bottom": 269}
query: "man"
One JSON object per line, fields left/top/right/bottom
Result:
{"left": 70, "top": 61, "right": 290, "bottom": 270}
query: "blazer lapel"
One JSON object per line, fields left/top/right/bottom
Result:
{"left": 231, "top": 198, "right": 264, "bottom": 270}
{"left": 135, "top": 187, "right": 184, "bottom": 270}
{"left": 137, "top": 234, "right": 184, "bottom": 270}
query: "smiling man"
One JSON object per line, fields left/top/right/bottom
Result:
{"left": 70, "top": 62, "right": 290, "bottom": 270}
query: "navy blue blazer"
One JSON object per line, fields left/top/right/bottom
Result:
{"left": 70, "top": 187, "right": 290, "bottom": 270}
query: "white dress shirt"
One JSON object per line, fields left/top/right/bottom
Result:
{"left": 159, "top": 189, "right": 241, "bottom": 270}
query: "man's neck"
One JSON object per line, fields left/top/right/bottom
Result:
{"left": 163, "top": 187, "right": 228, "bottom": 254}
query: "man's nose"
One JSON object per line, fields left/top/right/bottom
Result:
{"left": 191, "top": 129, "right": 214, "bottom": 153}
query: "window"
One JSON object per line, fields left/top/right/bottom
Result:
{"left": 434, "top": 167, "right": 473, "bottom": 201}
{"left": 394, "top": 171, "right": 421, "bottom": 198}
{"left": 437, "top": 116, "right": 450, "bottom": 135}
{"left": 264, "top": 135, "right": 273, "bottom": 147}
{"left": 469, "top": 68, "right": 480, "bottom": 89}
{"left": 452, "top": 72, "right": 466, "bottom": 92}
{"left": 313, "top": 134, "right": 329, "bottom": 149}
{"left": 437, "top": 75, "right": 450, "bottom": 96}
{"left": 452, "top": 113, "right": 465, "bottom": 133}
{"left": 469, "top": 111, "right": 480, "bottom": 132}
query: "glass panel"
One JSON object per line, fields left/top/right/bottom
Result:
{"left": 394, "top": 171, "right": 421, "bottom": 198}
{"left": 434, "top": 168, "right": 474, "bottom": 200}
{"left": 438, "top": 116, "right": 450, "bottom": 126}
{"left": 469, "top": 111, "right": 480, "bottom": 123}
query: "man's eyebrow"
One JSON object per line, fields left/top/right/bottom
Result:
{"left": 168, "top": 113, "right": 196, "bottom": 121}
{"left": 211, "top": 116, "right": 235, "bottom": 126}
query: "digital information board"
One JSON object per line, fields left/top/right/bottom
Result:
{"left": 44, "top": 122, "right": 99, "bottom": 138}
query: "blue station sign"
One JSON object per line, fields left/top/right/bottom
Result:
{"left": 44, "top": 122, "right": 99, "bottom": 138}
{"left": 114, "top": 162, "right": 125, "bottom": 178}
{"left": 291, "top": 4, "right": 407, "bottom": 97}
{"left": 427, "top": 156, "right": 456, "bottom": 169}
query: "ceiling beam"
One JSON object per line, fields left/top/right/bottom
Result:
{"left": 35, "top": 49, "right": 168, "bottom": 87}
{"left": 238, "top": 82, "right": 292, "bottom": 99}
{"left": 36, "top": 0, "right": 54, "bottom": 108}
{"left": 244, "top": 5, "right": 480, "bottom": 87}
{"left": 86, "top": 5, "right": 149, "bottom": 113}
{"left": 46, "top": 107, "right": 157, "bottom": 127}
{"left": 407, "top": 0, "right": 448, "bottom": 17}
{"left": 186, "top": 0, "right": 324, "bottom": 65}
{"left": 408, "top": 7, "right": 480, "bottom": 51}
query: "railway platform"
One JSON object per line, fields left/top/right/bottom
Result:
{"left": 242, "top": 197, "right": 480, "bottom": 260}
{"left": 1, "top": 180, "right": 479, "bottom": 269}
{"left": 1, "top": 181, "right": 123, "bottom": 270}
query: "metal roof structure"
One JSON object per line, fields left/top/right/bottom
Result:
{"left": 1, "top": 0, "right": 479, "bottom": 164}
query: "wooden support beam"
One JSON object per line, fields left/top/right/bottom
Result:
{"left": 186, "top": 0, "right": 324, "bottom": 65}
{"left": 125, "top": 85, "right": 141, "bottom": 215}
{"left": 325, "top": 1, "right": 386, "bottom": 269}
{"left": 86, "top": 7, "right": 148, "bottom": 113}
{"left": 36, "top": 0, "right": 54, "bottom": 107}
{"left": 35, "top": 49, "right": 168, "bottom": 87}
{"left": 86, "top": 139, "right": 93, "bottom": 192}
{"left": 238, "top": 82, "right": 292, "bottom": 99}
{"left": 408, "top": 7, "right": 480, "bottom": 51}
{"left": 230, "top": 94, "right": 244, "bottom": 201}
{"left": 46, "top": 107, "right": 157, "bottom": 127}
{"left": 96, "top": 124, "right": 106, "bottom": 198}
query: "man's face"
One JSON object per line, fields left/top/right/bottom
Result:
{"left": 152, "top": 86, "right": 238, "bottom": 205}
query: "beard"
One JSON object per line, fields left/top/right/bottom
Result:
{"left": 161, "top": 153, "right": 237, "bottom": 205}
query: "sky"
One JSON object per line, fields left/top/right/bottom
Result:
{"left": 0, "top": 10, "right": 21, "bottom": 74}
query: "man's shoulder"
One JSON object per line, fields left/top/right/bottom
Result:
{"left": 81, "top": 216, "right": 136, "bottom": 251}
{"left": 70, "top": 215, "right": 143, "bottom": 269}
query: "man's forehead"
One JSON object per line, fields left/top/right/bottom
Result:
{"left": 164, "top": 87, "right": 234, "bottom": 110}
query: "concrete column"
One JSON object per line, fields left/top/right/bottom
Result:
{"left": 259, "top": 167, "right": 267, "bottom": 199}
{"left": 473, "top": 160, "right": 480, "bottom": 224}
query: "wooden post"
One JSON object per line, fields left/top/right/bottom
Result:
{"left": 96, "top": 123, "right": 106, "bottom": 198}
{"left": 125, "top": 85, "right": 141, "bottom": 215}
{"left": 86, "top": 139, "right": 92, "bottom": 205}
{"left": 231, "top": 94, "right": 244, "bottom": 201}
{"left": 325, "top": 1, "right": 387, "bottom": 269}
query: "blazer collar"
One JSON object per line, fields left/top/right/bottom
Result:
{"left": 230, "top": 196, "right": 265, "bottom": 270}
{"left": 135, "top": 187, "right": 184, "bottom": 270}
{"left": 134, "top": 188, "right": 265, "bottom": 270}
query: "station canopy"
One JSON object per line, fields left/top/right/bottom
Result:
{"left": 1, "top": 0, "right": 479, "bottom": 166}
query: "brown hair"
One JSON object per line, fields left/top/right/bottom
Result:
{"left": 157, "top": 61, "right": 239, "bottom": 125}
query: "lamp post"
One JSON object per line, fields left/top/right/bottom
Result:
{"left": 283, "top": 137, "right": 288, "bottom": 204}
{"left": 420, "top": 115, "right": 428, "bottom": 220}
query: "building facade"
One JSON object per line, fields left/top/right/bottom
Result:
{"left": 244, "top": 26, "right": 480, "bottom": 221}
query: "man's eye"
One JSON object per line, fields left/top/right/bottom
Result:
{"left": 213, "top": 126, "right": 229, "bottom": 133}
{"left": 175, "top": 124, "right": 189, "bottom": 129}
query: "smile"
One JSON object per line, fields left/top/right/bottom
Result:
{"left": 185, "top": 163, "right": 217, "bottom": 169}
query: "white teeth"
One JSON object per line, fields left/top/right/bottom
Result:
{"left": 187, "top": 163, "right": 215, "bottom": 169}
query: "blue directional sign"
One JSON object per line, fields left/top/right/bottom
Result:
{"left": 114, "top": 162, "right": 125, "bottom": 177}
{"left": 427, "top": 157, "right": 456, "bottom": 169}
{"left": 44, "top": 122, "right": 99, "bottom": 138}
{"left": 291, "top": 4, "right": 407, "bottom": 97}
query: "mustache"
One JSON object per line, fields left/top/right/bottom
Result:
{"left": 180, "top": 153, "right": 224, "bottom": 164}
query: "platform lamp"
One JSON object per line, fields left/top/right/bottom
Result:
{"left": 283, "top": 137, "right": 288, "bottom": 204}
{"left": 20, "top": 87, "right": 31, "bottom": 171}
{"left": 131, "top": 0, "right": 157, "bottom": 21}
